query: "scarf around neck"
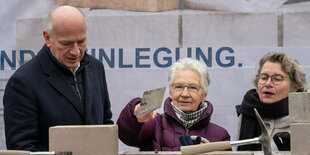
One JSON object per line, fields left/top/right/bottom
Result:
{"left": 236, "top": 89, "right": 288, "bottom": 119}
{"left": 171, "top": 101, "right": 208, "bottom": 129}
{"left": 236, "top": 89, "right": 289, "bottom": 151}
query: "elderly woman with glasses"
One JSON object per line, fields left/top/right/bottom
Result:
{"left": 117, "top": 58, "right": 230, "bottom": 151}
{"left": 236, "top": 52, "right": 308, "bottom": 151}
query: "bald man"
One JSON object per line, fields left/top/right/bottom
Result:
{"left": 3, "top": 6, "right": 113, "bottom": 151}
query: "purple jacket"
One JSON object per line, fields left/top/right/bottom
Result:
{"left": 117, "top": 97, "right": 231, "bottom": 151}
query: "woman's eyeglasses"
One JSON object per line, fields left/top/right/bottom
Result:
{"left": 257, "top": 73, "right": 289, "bottom": 85}
{"left": 172, "top": 83, "right": 201, "bottom": 93}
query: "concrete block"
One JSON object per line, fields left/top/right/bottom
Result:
{"left": 16, "top": 18, "right": 46, "bottom": 65}
{"left": 253, "top": 152, "right": 290, "bottom": 155}
{"left": 49, "top": 125, "right": 118, "bottom": 155}
{"left": 283, "top": 12, "right": 310, "bottom": 46}
{"left": 16, "top": 10, "right": 180, "bottom": 51}
{"left": 289, "top": 92, "right": 310, "bottom": 123}
{"left": 204, "top": 151, "right": 253, "bottom": 155}
{"left": 54, "top": 0, "right": 179, "bottom": 12}
{"left": 118, "top": 151, "right": 254, "bottom": 155}
{"left": 86, "top": 10, "right": 179, "bottom": 48}
{"left": 0, "top": 150, "right": 30, "bottom": 155}
{"left": 290, "top": 123, "right": 310, "bottom": 155}
{"left": 183, "top": 0, "right": 287, "bottom": 12}
{"left": 182, "top": 10, "right": 278, "bottom": 47}
{"left": 281, "top": 1, "right": 310, "bottom": 13}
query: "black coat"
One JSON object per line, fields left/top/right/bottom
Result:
{"left": 3, "top": 44, "right": 113, "bottom": 151}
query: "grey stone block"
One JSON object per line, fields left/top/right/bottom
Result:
{"left": 283, "top": 12, "right": 310, "bottom": 46}
{"left": 290, "top": 123, "right": 310, "bottom": 155}
{"left": 55, "top": 0, "right": 179, "bottom": 12}
{"left": 289, "top": 92, "right": 310, "bottom": 123}
{"left": 182, "top": 11, "right": 278, "bottom": 47}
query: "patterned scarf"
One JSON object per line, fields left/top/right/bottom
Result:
{"left": 171, "top": 101, "right": 208, "bottom": 128}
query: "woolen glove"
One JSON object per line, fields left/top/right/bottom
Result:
{"left": 193, "top": 136, "right": 201, "bottom": 144}
{"left": 179, "top": 134, "right": 201, "bottom": 146}
{"left": 273, "top": 132, "right": 290, "bottom": 151}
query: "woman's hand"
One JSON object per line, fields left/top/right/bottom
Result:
{"left": 133, "top": 103, "right": 157, "bottom": 123}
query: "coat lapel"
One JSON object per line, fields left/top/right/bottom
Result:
{"left": 46, "top": 73, "right": 85, "bottom": 118}
{"left": 38, "top": 45, "right": 85, "bottom": 118}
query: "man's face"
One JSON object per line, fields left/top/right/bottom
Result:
{"left": 44, "top": 17, "right": 87, "bottom": 72}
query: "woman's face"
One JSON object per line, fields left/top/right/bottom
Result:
{"left": 257, "top": 61, "right": 297, "bottom": 103}
{"left": 169, "top": 69, "right": 207, "bottom": 113}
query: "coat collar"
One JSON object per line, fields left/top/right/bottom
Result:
{"left": 43, "top": 44, "right": 90, "bottom": 74}
{"left": 37, "top": 44, "right": 93, "bottom": 120}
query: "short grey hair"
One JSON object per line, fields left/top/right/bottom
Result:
{"left": 168, "top": 58, "right": 210, "bottom": 94}
{"left": 46, "top": 13, "right": 53, "bottom": 35}
{"left": 253, "top": 52, "right": 308, "bottom": 92}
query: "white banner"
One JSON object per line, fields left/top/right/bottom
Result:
{"left": 1, "top": 0, "right": 310, "bottom": 152}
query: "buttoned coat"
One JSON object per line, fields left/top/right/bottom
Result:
{"left": 3, "top": 44, "right": 113, "bottom": 151}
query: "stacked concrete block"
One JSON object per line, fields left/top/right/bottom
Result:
{"left": 283, "top": 12, "right": 310, "bottom": 46}
{"left": 183, "top": 0, "right": 287, "bottom": 12}
{"left": 16, "top": 10, "right": 180, "bottom": 50}
{"left": 0, "top": 150, "right": 30, "bottom": 155}
{"left": 281, "top": 2, "right": 310, "bottom": 46}
{"left": 118, "top": 151, "right": 253, "bottom": 155}
{"left": 118, "top": 151, "right": 289, "bottom": 154}
{"left": 16, "top": 18, "right": 46, "bottom": 63}
{"left": 253, "top": 151, "right": 290, "bottom": 155}
{"left": 49, "top": 125, "right": 118, "bottom": 155}
{"left": 85, "top": 10, "right": 180, "bottom": 48}
{"left": 0, "top": 79, "right": 8, "bottom": 149}
{"left": 289, "top": 92, "right": 310, "bottom": 155}
{"left": 181, "top": 10, "right": 278, "bottom": 47}
{"left": 55, "top": 0, "right": 179, "bottom": 12}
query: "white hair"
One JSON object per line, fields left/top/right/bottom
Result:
{"left": 168, "top": 58, "right": 210, "bottom": 94}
